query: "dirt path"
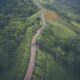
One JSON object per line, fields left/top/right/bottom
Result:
{"left": 24, "top": 11, "right": 46, "bottom": 80}
{"left": 24, "top": 0, "right": 59, "bottom": 79}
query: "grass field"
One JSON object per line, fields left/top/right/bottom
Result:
{"left": 32, "top": 18, "right": 78, "bottom": 80}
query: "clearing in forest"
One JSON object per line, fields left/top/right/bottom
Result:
{"left": 43, "top": 9, "right": 59, "bottom": 22}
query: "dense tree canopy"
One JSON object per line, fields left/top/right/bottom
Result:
{"left": 0, "top": 0, "right": 38, "bottom": 74}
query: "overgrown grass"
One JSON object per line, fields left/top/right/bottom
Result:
{"left": 29, "top": 11, "right": 40, "bottom": 20}
{"left": 33, "top": 49, "right": 74, "bottom": 80}
{"left": 0, "top": 11, "right": 41, "bottom": 80}
{"left": 71, "top": 21, "right": 80, "bottom": 29}
{"left": 58, "top": 15, "right": 80, "bottom": 35}
{"left": 50, "top": 22, "right": 77, "bottom": 40}
{"left": 32, "top": 20, "right": 78, "bottom": 80}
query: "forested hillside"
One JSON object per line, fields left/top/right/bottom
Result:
{"left": 0, "top": 0, "right": 80, "bottom": 80}
{"left": 0, "top": 0, "right": 38, "bottom": 29}
{"left": 0, "top": 0, "right": 38, "bottom": 80}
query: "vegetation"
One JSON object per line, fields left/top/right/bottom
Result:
{"left": 0, "top": 0, "right": 39, "bottom": 80}
{"left": 0, "top": 0, "right": 80, "bottom": 80}
{"left": 33, "top": 49, "right": 74, "bottom": 80}
{"left": 35, "top": 19, "right": 80, "bottom": 80}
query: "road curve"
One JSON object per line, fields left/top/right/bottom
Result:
{"left": 24, "top": 11, "right": 46, "bottom": 80}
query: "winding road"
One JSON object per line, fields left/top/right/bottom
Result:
{"left": 24, "top": 1, "right": 46, "bottom": 79}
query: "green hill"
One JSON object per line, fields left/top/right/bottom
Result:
{"left": 33, "top": 17, "right": 80, "bottom": 80}
{"left": 0, "top": 0, "right": 80, "bottom": 80}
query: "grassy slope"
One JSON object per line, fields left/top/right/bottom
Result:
{"left": 49, "top": 22, "right": 76, "bottom": 39}
{"left": 27, "top": 0, "right": 79, "bottom": 79}
{"left": 33, "top": 49, "right": 73, "bottom": 80}
{"left": 32, "top": 19, "right": 77, "bottom": 80}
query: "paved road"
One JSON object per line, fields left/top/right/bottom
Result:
{"left": 24, "top": 10, "right": 46, "bottom": 80}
